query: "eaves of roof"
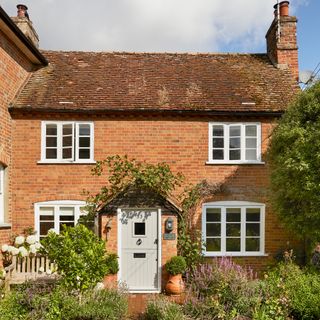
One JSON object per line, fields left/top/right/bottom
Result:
{"left": 0, "top": 6, "right": 48, "bottom": 66}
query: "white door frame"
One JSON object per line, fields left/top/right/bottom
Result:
{"left": 117, "top": 208, "right": 162, "bottom": 293}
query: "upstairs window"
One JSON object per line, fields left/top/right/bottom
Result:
{"left": 208, "top": 123, "right": 262, "bottom": 163}
{"left": 34, "top": 201, "right": 86, "bottom": 240}
{"left": 202, "top": 201, "right": 265, "bottom": 256}
{"left": 40, "top": 121, "right": 94, "bottom": 163}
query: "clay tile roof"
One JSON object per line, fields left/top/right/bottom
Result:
{"left": 11, "top": 51, "right": 299, "bottom": 113}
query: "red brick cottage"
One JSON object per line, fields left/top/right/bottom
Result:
{"left": 1, "top": 2, "right": 300, "bottom": 292}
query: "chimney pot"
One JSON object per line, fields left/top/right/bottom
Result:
{"left": 17, "top": 4, "right": 29, "bottom": 19}
{"left": 274, "top": 1, "right": 290, "bottom": 17}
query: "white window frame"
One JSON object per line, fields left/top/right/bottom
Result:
{"left": 202, "top": 201, "right": 265, "bottom": 257}
{"left": 39, "top": 121, "right": 95, "bottom": 163}
{"left": 34, "top": 200, "right": 86, "bottom": 240}
{"left": 207, "top": 122, "right": 263, "bottom": 164}
{"left": 0, "top": 166, "right": 4, "bottom": 224}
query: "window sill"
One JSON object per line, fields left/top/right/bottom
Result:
{"left": 37, "top": 160, "right": 96, "bottom": 165}
{"left": 206, "top": 161, "right": 265, "bottom": 165}
{"left": 0, "top": 223, "right": 12, "bottom": 229}
{"left": 204, "top": 252, "right": 268, "bottom": 257}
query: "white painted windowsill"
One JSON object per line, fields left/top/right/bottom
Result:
{"left": 206, "top": 161, "right": 265, "bottom": 165}
{"left": 37, "top": 160, "right": 96, "bottom": 165}
{"left": 204, "top": 253, "right": 269, "bottom": 257}
{"left": 0, "top": 223, "right": 12, "bottom": 228}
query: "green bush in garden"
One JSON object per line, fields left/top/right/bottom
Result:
{"left": 145, "top": 297, "right": 188, "bottom": 320}
{"left": 184, "top": 257, "right": 259, "bottom": 319}
{"left": 165, "top": 256, "right": 187, "bottom": 275}
{"left": 40, "top": 224, "right": 109, "bottom": 292}
{"left": 0, "top": 281, "right": 128, "bottom": 320}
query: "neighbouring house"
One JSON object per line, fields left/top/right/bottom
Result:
{"left": 1, "top": 2, "right": 300, "bottom": 292}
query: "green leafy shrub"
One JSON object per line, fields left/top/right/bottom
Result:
{"left": 184, "top": 258, "right": 259, "bottom": 319}
{"left": 145, "top": 296, "right": 187, "bottom": 320}
{"left": 106, "top": 253, "right": 119, "bottom": 274}
{"left": 271, "top": 263, "right": 320, "bottom": 319}
{"left": 72, "top": 288, "right": 128, "bottom": 320}
{"left": 40, "top": 224, "right": 109, "bottom": 292}
{"left": 0, "top": 281, "right": 127, "bottom": 320}
{"left": 165, "top": 256, "right": 187, "bottom": 275}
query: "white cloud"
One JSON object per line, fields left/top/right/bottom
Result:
{"left": 0, "top": 0, "right": 309, "bottom": 52}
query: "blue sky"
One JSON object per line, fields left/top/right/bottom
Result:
{"left": 1, "top": 1, "right": 318, "bottom": 75}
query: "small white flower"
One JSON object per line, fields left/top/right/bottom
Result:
{"left": 1, "top": 244, "right": 8, "bottom": 252}
{"left": 11, "top": 247, "right": 19, "bottom": 256}
{"left": 29, "top": 244, "right": 37, "bottom": 254}
{"left": 26, "top": 235, "right": 36, "bottom": 245}
{"left": 94, "top": 282, "right": 104, "bottom": 291}
{"left": 38, "top": 267, "right": 44, "bottom": 273}
{"left": 18, "top": 246, "right": 28, "bottom": 257}
{"left": 76, "top": 275, "right": 80, "bottom": 281}
{"left": 15, "top": 236, "right": 25, "bottom": 246}
{"left": 46, "top": 269, "right": 52, "bottom": 275}
{"left": 35, "top": 242, "right": 42, "bottom": 250}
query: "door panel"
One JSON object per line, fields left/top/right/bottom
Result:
{"left": 120, "top": 209, "right": 159, "bottom": 291}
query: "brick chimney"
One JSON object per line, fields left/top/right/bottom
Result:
{"left": 266, "top": 1, "right": 298, "bottom": 81}
{"left": 11, "top": 4, "right": 39, "bottom": 48}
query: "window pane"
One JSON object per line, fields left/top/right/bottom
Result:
{"left": 63, "top": 136, "right": 72, "bottom": 147}
{"left": 79, "top": 124, "right": 90, "bottom": 136}
{"left": 79, "top": 137, "right": 90, "bottom": 148}
{"left": 226, "top": 223, "right": 241, "bottom": 236}
{"left": 46, "top": 137, "right": 57, "bottom": 147}
{"left": 226, "top": 208, "right": 241, "bottom": 222}
{"left": 46, "top": 124, "right": 57, "bottom": 135}
{"left": 59, "top": 207, "right": 74, "bottom": 215}
{"left": 246, "top": 209, "right": 260, "bottom": 221}
{"left": 134, "top": 222, "right": 146, "bottom": 235}
{"left": 229, "top": 137, "right": 240, "bottom": 148}
{"left": 46, "top": 149, "right": 57, "bottom": 159}
{"left": 246, "top": 238, "right": 260, "bottom": 251}
{"left": 206, "top": 238, "right": 221, "bottom": 252}
{"left": 246, "top": 223, "right": 260, "bottom": 237}
{"left": 229, "top": 149, "right": 240, "bottom": 160}
{"left": 212, "top": 125, "right": 223, "bottom": 136}
{"left": 40, "top": 215, "right": 54, "bottom": 221}
{"left": 212, "top": 138, "right": 224, "bottom": 148}
{"left": 245, "top": 149, "right": 257, "bottom": 161}
{"left": 79, "top": 149, "right": 90, "bottom": 159}
{"left": 212, "top": 149, "right": 224, "bottom": 160}
{"left": 226, "top": 238, "right": 241, "bottom": 251}
{"left": 60, "top": 215, "right": 74, "bottom": 222}
{"left": 63, "top": 124, "right": 73, "bottom": 135}
{"left": 246, "top": 138, "right": 257, "bottom": 148}
{"left": 40, "top": 222, "right": 54, "bottom": 236}
{"left": 245, "top": 125, "right": 257, "bottom": 137}
{"left": 40, "top": 207, "right": 54, "bottom": 215}
{"left": 206, "top": 208, "right": 221, "bottom": 222}
{"left": 207, "top": 223, "right": 221, "bottom": 236}
{"left": 230, "top": 126, "right": 240, "bottom": 136}
{"left": 63, "top": 148, "right": 72, "bottom": 159}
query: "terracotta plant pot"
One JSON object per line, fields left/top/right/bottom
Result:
{"left": 165, "top": 274, "right": 185, "bottom": 295}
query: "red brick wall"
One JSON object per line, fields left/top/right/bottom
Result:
{"left": 10, "top": 112, "right": 297, "bottom": 272}
{"left": 266, "top": 16, "right": 299, "bottom": 81}
{"left": 0, "top": 29, "right": 35, "bottom": 249}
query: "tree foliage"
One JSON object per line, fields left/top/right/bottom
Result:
{"left": 40, "top": 224, "right": 109, "bottom": 292}
{"left": 269, "top": 81, "right": 320, "bottom": 244}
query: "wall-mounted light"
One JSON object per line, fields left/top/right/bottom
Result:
{"left": 165, "top": 217, "right": 174, "bottom": 233}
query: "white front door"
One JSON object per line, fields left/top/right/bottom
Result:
{"left": 118, "top": 208, "right": 160, "bottom": 292}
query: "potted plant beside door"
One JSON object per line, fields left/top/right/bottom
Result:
{"left": 165, "top": 255, "right": 187, "bottom": 295}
